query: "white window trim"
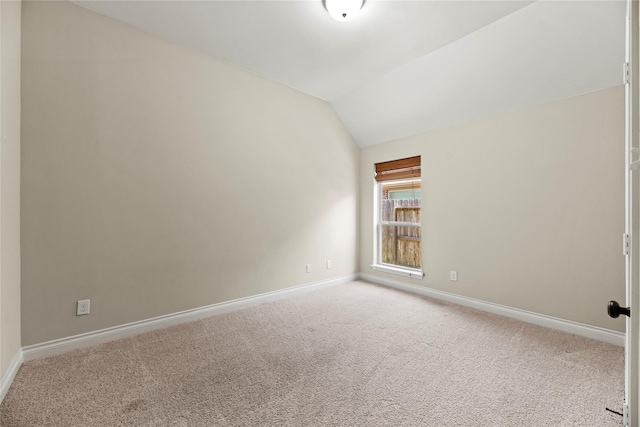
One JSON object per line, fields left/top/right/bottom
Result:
{"left": 371, "top": 263, "right": 424, "bottom": 279}
{"left": 372, "top": 177, "right": 424, "bottom": 279}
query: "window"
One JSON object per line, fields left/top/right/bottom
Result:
{"left": 373, "top": 156, "right": 423, "bottom": 278}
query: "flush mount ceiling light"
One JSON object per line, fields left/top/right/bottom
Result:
{"left": 325, "top": 0, "right": 364, "bottom": 22}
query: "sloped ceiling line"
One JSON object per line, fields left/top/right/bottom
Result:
{"left": 72, "top": 0, "right": 625, "bottom": 147}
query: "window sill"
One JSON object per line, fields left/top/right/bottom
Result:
{"left": 371, "top": 264, "right": 424, "bottom": 279}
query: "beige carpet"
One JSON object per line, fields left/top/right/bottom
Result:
{"left": 0, "top": 280, "right": 625, "bottom": 426}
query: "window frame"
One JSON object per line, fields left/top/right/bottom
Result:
{"left": 372, "top": 177, "right": 424, "bottom": 279}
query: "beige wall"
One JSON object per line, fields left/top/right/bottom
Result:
{"left": 19, "top": 0, "right": 624, "bottom": 348}
{"left": 361, "top": 86, "right": 625, "bottom": 332}
{"left": 21, "top": 1, "right": 359, "bottom": 346}
{"left": 1, "top": 0, "right": 22, "bottom": 375}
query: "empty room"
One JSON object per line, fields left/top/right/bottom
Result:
{"left": 0, "top": 0, "right": 638, "bottom": 425}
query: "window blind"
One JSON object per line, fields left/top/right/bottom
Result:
{"left": 374, "top": 156, "right": 421, "bottom": 182}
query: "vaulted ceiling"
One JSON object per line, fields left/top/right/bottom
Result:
{"left": 72, "top": 0, "right": 626, "bottom": 147}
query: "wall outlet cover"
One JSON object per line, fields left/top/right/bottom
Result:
{"left": 77, "top": 299, "right": 90, "bottom": 316}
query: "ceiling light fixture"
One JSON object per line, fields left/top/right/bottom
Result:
{"left": 325, "top": 0, "right": 364, "bottom": 22}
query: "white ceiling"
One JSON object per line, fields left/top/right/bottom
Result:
{"left": 72, "top": 0, "right": 626, "bottom": 147}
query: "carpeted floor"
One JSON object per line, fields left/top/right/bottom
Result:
{"left": 0, "top": 280, "right": 625, "bottom": 426}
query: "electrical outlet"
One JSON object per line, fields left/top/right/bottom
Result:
{"left": 77, "top": 299, "right": 90, "bottom": 316}
{"left": 306, "top": 264, "right": 312, "bottom": 273}
{"left": 450, "top": 271, "right": 458, "bottom": 282}
{"left": 326, "top": 260, "right": 332, "bottom": 269}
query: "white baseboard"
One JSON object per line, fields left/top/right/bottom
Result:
{"left": 0, "top": 349, "right": 23, "bottom": 404}
{"left": 359, "top": 273, "right": 625, "bottom": 347}
{"left": 18, "top": 271, "right": 623, "bottom": 375}
{"left": 23, "top": 274, "right": 358, "bottom": 362}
